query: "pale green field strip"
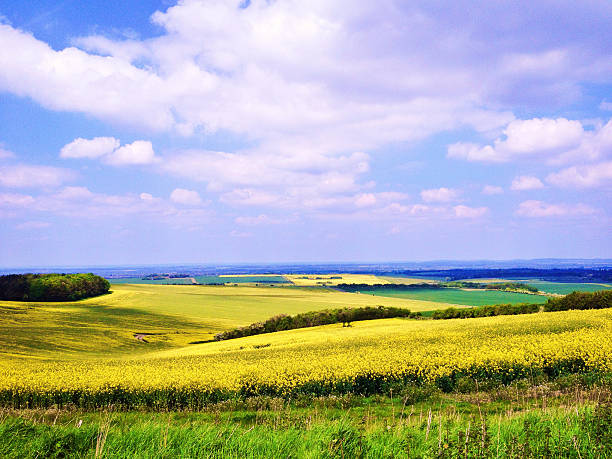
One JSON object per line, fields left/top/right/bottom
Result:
{"left": 519, "top": 281, "right": 612, "bottom": 295}
{"left": 367, "top": 288, "right": 549, "bottom": 306}
{"left": 0, "top": 284, "right": 455, "bottom": 359}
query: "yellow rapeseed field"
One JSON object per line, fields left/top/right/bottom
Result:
{"left": 2, "top": 309, "right": 611, "bottom": 404}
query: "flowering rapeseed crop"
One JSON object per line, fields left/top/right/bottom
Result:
{"left": 1, "top": 309, "right": 610, "bottom": 408}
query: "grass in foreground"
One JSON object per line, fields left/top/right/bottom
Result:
{"left": 1, "top": 379, "right": 610, "bottom": 458}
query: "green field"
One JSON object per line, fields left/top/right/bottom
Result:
{"left": 521, "top": 281, "right": 612, "bottom": 295}
{"left": 106, "top": 277, "right": 195, "bottom": 284}
{"left": 366, "top": 287, "right": 549, "bottom": 306}
{"left": 196, "top": 275, "right": 290, "bottom": 284}
{"left": 108, "top": 275, "right": 290, "bottom": 284}
{"left": 0, "top": 283, "right": 452, "bottom": 358}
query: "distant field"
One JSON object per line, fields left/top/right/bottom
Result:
{"left": 0, "top": 284, "right": 452, "bottom": 358}
{"left": 367, "top": 287, "right": 549, "bottom": 306}
{"left": 108, "top": 277, "right": 195, "bottom": 284}
{"left": 108, "top": 275, "right": 289, "bottom": 284}
{"left": 286, "top": 274, "right": 432, "bottom": 286}
{"left": 520, "top": 281, "right": 612, "bottom": 295}
{"left": 197, "top": 275, "right": 290, "bottom": 284}
{"left": 455, "top": 278, "right": 514, "bottom": 284}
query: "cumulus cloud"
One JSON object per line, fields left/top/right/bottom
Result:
{"left": 2, "top": 1, "right": 612, "bottom": 224}
{"left": 547, "top": 161, "right": 612, "bottom": 188}
{"left": 448, "top": 118, "right": 585, "bottom": 162}
{"left": 0, "top": 164, "right": 74, "bottom": 188}
{"left": 170, "top": 188, "right": 202, "bottom": 205}
{"left": 449, "top": 118, "right": 612, "bottom": 167}
{"left": 510, "top": 175, "right": 544, "bottom": 191}
{"left": 421, "top": 187, "right": 460, "bottom": 203}
{"left": 453, "top": 205, "right": 488, "bottom": 218}
{"left": 60, "top": 137, "right": 120, "bottom": 159}
{"left": 0, "top": 186, "right": 211, "bottom": 229}
{"left": 60, "top": 137, "right": 158, "bottom": 166}
{"left": 515, "top": 200, "right": 595, "bottom": 217}
{"left": 482, "top": 185, "right": 503, "bottom": 195}
{"left": 104, "top": 140, "right": 158, "bottom": 166}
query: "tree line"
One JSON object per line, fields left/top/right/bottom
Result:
{"left": 214, "top": 306, "right": 421, "bottom": 341}
{"left": 431, "top": 289, "right": 612, "bottom": 320}
{"left": 0, "top": 273, "right": 110, "bottom": 302}
{"left": 335, "top": 281, "right": 538, "bottom": 293}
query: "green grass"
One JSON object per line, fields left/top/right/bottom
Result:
{"left": 1, "top": 380, "right": 610, "bottom": 458}
{"left": 0, "top": 283, "right": 452, "bottom": 358}
{"left": 365, "top": 287, "right": 549, "bottom": 306}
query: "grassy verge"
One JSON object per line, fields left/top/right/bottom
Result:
{"left": 1, "top": 376, "right": 610, "bottom": 458}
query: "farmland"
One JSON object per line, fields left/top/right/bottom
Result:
{"left": 0, "top": 283, "right": 453, "bottom": 358}
{"left": 1, "top": 279, "right": 611, "bottom": 457}
{"left": 287, "top": 274, "right": 436, "bottom": 286}
{"left": 366, "top": 287, "right": 549, "bottom": 306}
{"left": 1, "top": 306, "right": 611, "bottom": 407}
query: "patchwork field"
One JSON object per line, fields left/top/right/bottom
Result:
{"left": 0, "top": 283, "right": 454, "bottom": 358}
{"left": 2, "top": 280, "right": 612, "bottom": 457}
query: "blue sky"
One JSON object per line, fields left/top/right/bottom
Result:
{"left": 0, "top": 0, "right": 611, "bottom": 266}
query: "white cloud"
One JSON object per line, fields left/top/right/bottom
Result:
{"left": 447, "top": 143, "right": 504, "bottom": 162}
{"left": 60, "top": 137, "right": 158, "bottom": 166}
{"left": 448, "top": 118, "right": 584, "bottom": 162}
{"left": 546, "top": 161, "right": 612, "bottom": 188}
{"left": 104, "top": 140, "right": 158, "bottom": 166}
{"left": 0, "top": 192, "right": 35, "bottom": 207}
{"left": 60, "top": 137, "right": 120, "bottom": 159}
{"left": 170, "top": 188, "right": 202, "bottom": 205}
{"left": 453, "top": 205, "right": 488, "bottom": 218}
{"left": 510, "top": 175, "right": 544, "bottom": 191}
{"left": 515, "top": 200, "right": 595, "bottom": 217}
{"left": 421, "top": 187, "right": 460, "bottom": 203}
{"left": 482, "top": 185, "right": 503, "bottom": 195}
{"left": 0, "top": 164, "right": 74, "bottom": 188}
{"left": 0, "top": 186, "right": 211, "bottom": 229}
{"left": 2, "top": 2, "right": 612, "bottom": 220}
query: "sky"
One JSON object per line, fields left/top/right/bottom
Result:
{"left": 0, "top": 0, "right": 611, "bottom": 267}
